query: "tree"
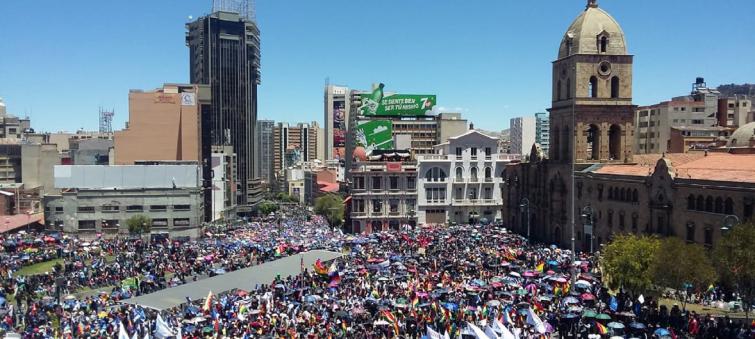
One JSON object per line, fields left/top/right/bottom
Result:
{"left": 314, "top": 194, "right": 344, "bottom": 227}
{"left": 600, "top": 234, "right": 660, "bottom": 296}
{"left": 651, "top": 237, "right": 717, "bottom": 309}
{"left": 713, "top": 222, "right": 755, "bottom": 321}
{"left": 126, "top": 215, "right": 152, "bottom": 234}
{"left": 258, "top": 200, "right": 279, "bottom": 216}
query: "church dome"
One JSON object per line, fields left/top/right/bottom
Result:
{"left": 728, "top": 121, "right": 755, "bottom": 147}
{"left": 558, "top": 1, "right": 628, "bottom": 59}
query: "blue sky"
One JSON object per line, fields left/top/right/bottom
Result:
{"left": 0, "top": 0, "right": 753, "bottom": 133}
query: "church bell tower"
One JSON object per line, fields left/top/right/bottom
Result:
{"left": 548, "top": 0, "right": 636, "bottom": 164}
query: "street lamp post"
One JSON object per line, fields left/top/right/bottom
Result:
{"left": 720, "top": 214, "right": 740, "bottom": 235}
{"left": 520, "top": 198, "right": 530, "bottom": 240}
{"left": 581, "top": 206, "right": 594, "bottom": 253}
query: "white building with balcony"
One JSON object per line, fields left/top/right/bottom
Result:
{"left": 416, "top": 130, "right": 520, "bottom": 225}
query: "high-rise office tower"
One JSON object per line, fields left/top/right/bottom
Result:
{"left": 256, "top": 120, "right": 275, "bottom": 185}
{"left": 186, "top": 8, "right": 261, "bottom": 208}
{"left": 324, "top": 85, "right": 350, "bottom": 161}
{"left": 535, "top": 112, "right": 550, "bottom": 156}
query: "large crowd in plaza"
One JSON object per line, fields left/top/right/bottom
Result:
{"left": 0, "top": 207, "right": 752, "bottom": 338}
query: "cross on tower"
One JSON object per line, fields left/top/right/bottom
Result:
{"left": 587, "top": 0, "right": 598, "bottom": 8}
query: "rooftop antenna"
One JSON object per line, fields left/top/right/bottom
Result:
{"left": 99, "top": 107, "right": 114, "bottom": 134}
{"left": 213, "top": 0, "right": 255, "bottom": 22}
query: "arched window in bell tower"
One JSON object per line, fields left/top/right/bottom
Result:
{"left": 611, "top": 76, "right": 620, "bottom": 98}
{"left": 600, "top": 36, "right": 608, "bottom": 53}
{"left": 609, "top": 124, "right": 622, "bottom": 160}
{"left": 586, "top": 124, "right": 600, "bottom": 160}
{"left": 566, "top": 78, "right": 571, "bottom": 99}
{"left": 588, "top": 76, "right": 598, "bottom": 98}
{"left": 557, "top": 80, "right": 562, "bottom": 101}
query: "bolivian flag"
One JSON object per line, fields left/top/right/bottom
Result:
{"left": 595, "top": 321, "right": 608, "bottom": 335}
{"left": 535, "top": 261, "right": 545, "bottom": 273}
{"left": 411, "top": 296, "right": 419, "bottom": 309}
{"left": 313, "top": 259, "right": 329, "bottom": 275}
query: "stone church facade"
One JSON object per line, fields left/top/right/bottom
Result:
{"left": 502, "top": 1, "right": 755, "bottom": 251}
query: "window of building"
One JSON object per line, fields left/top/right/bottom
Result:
{"left": 470, "top": 147, "right": 477, "bottom": 159}
{"left": 406, "top": 177, "right": 416, "bottom": 190}
{"left": 484, "top": 167, "right": 492, "bottom": 180}
{"left": 389, "top": 200, "right": 399, "bottom": 213}
{"left": 744, "top": 199, "right": 753, "bottom": 221}
{"left": 469, "top": 187, "right": 478, "bottom": 200}
{"left": 566, "top": 78, "right": 571, "bottom": 99}
{"left": 484, "top": 187, "right": 492, "bottom": 200}
{"left": 372, "top": 176, "right": 382, "bottom": 190}
{"left": 686, "top": 222, "right": 695, "bottom": 243}
{"left": 126, "top": 205, "right": 143, "bottom": 212}
{"left": 455, "top": 167, "right": 463, "bottom": 181}
{"left": 55, "top": 206, "right": 63, "bottom": 214}
{"left": 455, "top": 147, "right": 462, "bottom": 158}
{"left": 78, "top": 220, "right": 96, "bottom": 230}
{"left": 405, "top": 199, "right": 415, "bottom": 211}
{"left": 610, "top": 76, "right": 620, "bottom": 98}
{"left": 696, "top": 195, "right": 704, "bottom": 211}
{"left": 455, "top": 187, "right": 463, "bottom": 200}
{"left": 705, "top": 196, "right": 713, "bottom": 212}
{"left": 424, "top": 168, "right": 446, "bottom": 182}
{"left": 173, "top": 218, "right": 191, "bottom": 227}
{"left": 77, "top": 206, "right": 95, "bottom": 213}
{"left": 389, "top": 176, "right": 399, "bottom": 190}
{"left": 353, "top": 200, "right": 365, "bottom": 213}
{"left": 619, "top": 212, "right": 625, "bottom": 230}
{"left": 687, "top": 194, "right": 695, "bottom": 210}
{"left": 704, "top": 226, "right": 713, "bottom": 247}
{"left": 173, "top": 204, "right": 191, "bottom": 211}
{"left": 354, "top": 177, "right": 365, "bottom": 190}
{"left": 724, "top": 197, "right": 734, "bottom": 214}
{"left": 589, "top": 76, "right": 598, "bottom": 98}
{"left": 150, "top": 205, "right": 167, "bottom": 212}
{"left": 152, "top": 219, "right": 169, "bottom": 228}
{"left": 600, "top": 36, "right": 608, "bottom": 53}
{"left": 632, "top": 213, "right": 638, "bottom": 231}
{"left": 372, "top": 200, "right": 382, "bottom": 213}
{"left": 485, "top": 147, "right": 492, "bottom": 159}
{"left": 425, "top": 188, "right": 446, "bottom": 203}
{"left": 102, "top": 205, "right": 119, "bottom": 213}
{"left": 714, "top": 197, "right": 723, "bottom": 214}
{"left": 470, "top": 167, "right": 478, "bottom": 181}
{"left": 607, "top": 210, "right": 613, "bottom": 228}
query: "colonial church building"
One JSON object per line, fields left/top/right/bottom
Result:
{"left": 503, "top": 0, "right": 755, "bottom": 251}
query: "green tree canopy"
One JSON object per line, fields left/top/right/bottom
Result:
{"left": 600, "top": 234, "right": 660, "bottom": 296}
{"left": 314, "top": 194, "right": 344, "bottom": 227}
{"left": 258, "top": 200, "right": 279, "bottom": 216}
{"left": 713, "top": 222, "right": 755, "bottom": 318}
{"left": 126, "top": 215, "right": 152, "bottom": 234}
{"left": 651, "top": 237, "right": 716, "bottom": 299}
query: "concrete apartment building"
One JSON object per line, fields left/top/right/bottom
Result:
{"left": 273, "top": 122, "right": 319, "bottom": 179}
{"left": 718, "top": 95, "right": 752, "bottom": 128}
{"left": 668, "top": 126, "right": 733, "bottom": 153}
{"left": 114, "top": 84, "right": 210, "bottom": 165}
{"left": 416, "top": 130, "right": 519, "bottom": 226}
{"left": 324, "top": 85, "right": 350, "bottom": 160}
{"left": 255, "top": 120, "right": 275, "bottom": 185}
{"left": 509, "top": 116, "right": 537, "bottom": 156}
{"left": 211, "top": 146, "right": 237, "bottom": 221}
{"left": 535, "top": 112, "right": 550, "bottom": 156}
{"left": 635, "top": 78, "right": 719, "bottom": 154}
{"left": 44, "top": 165, "right": 203, "bottom": 238}
{"left": 69, "top": 138, "right": 112, "bottom": 165}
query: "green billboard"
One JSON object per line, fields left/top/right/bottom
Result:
{"left": 355, "top": 120, "right": 393, "bottom": 152}
{"left": 359, "top": 83, "right": 436, "bottom": 117}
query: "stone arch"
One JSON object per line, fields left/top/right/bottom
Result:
{"left": 724, "top": 197, "right": 734, "bottom": 214}
{"left": 715, "top": 197, "right": 723, "bottom": 214}
{"left": 611, "top": 76, "right": 620, "bottom": 98}
{"left": 608, "top": 124, "right": 622, "bottom": 160}
{"left": 586, "top": 124, "right": 601, "bottom": 160}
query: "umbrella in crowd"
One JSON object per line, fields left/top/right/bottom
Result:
{"left": 0, "top": 204, "right": 751, "bottom": 338}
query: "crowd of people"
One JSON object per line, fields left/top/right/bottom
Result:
{"left": 0, "top": 207, "right": 752, "bottom": 338}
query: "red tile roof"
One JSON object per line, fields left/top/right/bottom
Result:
{"left": 0, "top": 213, "right": 44, "bottom": 233}
{"left": 592, "top": 153, "right": 755, "bottom": 183}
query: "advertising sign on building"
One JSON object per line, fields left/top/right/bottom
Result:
{"left": 332, "top": 100, "right": 346, "bottom": 159}
{"left": 359, "top": 83, "right": 436, "bottom": 117}
{"left": 355, "top": 120, "right": 393, "bottom": 153}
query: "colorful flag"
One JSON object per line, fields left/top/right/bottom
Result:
{"left": 595, "top": 321, "right": 608, "bottom": 335}
{"left": 412, "top": 296, "right": 420, "bottom": 309}
{"left": 202, "top": 290, "right": 213, "bottom": 312}
{"left": 313, "top": 259, "right": 328, "bottom": 275}
{"left": 382, "top": 310, "right": 399, "bottom": 336}
{"left": 525, "top": 307, "right": 546, "bottom": 334}
{"left": 535, "top": 261, "right": 545, "bottom": 273}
